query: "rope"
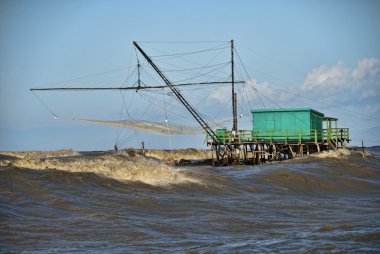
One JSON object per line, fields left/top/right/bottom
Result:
{"left": 137, "top": 41, "right": 229, "bottom": 44}
{"left": 31, "top": 91, "right": 58, "bottom": 118}
{"left": 32, "top": 66, "right": 134, "bottom": 90}
{"left": 115, "top": 46, "right": 134, "bottom": 147}
{"left": 115, "top": 90, "right": 132, "bottom": 146}
{"left": 151, "top": 46, "right": 229, "bottom": 58}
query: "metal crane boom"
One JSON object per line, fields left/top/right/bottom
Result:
{"left": 133, "top": 41, "right": 220, "bottom": 144}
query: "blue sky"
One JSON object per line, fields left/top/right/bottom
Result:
{"left": 1, "top": 0, "right": 379, "bottom": 151}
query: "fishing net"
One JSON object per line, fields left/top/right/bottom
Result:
{"left": 61, "top": 116, "right": 230, "bottom": 135}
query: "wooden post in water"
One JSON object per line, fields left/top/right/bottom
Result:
{"left": 141, "top": 141, "right": 145, "bottom": 155}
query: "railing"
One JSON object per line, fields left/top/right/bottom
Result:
{"left": 206, "top": 128, "right": 349, "bottom": 145}
{"left": 324, "top": 128, "right": 350, "bottom": 144}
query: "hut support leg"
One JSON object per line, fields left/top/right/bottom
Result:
{"left": 289, "top": 145, "right": 294, "bottom": 159}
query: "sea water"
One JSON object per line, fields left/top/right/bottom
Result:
{"left": 1, "top": 148, "right": 379, "bottom": 253}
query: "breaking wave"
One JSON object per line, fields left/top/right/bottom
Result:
{"left": 1, "top": 148, "right": 378, "bottom": 194}
{"left": 0, "top": 150, "right": 201, "bottom": 186}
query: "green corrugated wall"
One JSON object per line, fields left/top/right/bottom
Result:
{"left": 251, "top": 108, "right": 324, "bottom": 141}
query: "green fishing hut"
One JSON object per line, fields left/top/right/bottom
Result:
{"left": 251, "top": 108, "right": 324, "bottom": 142}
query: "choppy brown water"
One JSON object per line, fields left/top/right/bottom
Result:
{"left": 1, "top": 148, "right": 380, "bottom": 253}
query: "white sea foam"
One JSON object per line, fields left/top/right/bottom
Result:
{"left": 1, "top": 151, "right": 201, "bottom": 186}
{"left": 310, "top": 148, "right": 351, "bottom": 159}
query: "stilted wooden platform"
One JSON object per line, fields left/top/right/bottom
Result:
{"left": 207, "top": 128, "right": 349, "bottom": 166}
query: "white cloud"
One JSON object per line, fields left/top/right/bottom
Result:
{"left": 301, "top": 58, "right": 380, "bottom": 102}
{"left": 352, "top": 58, "right": 380, "bottom": 81}
{"left": 303, "top": 60, "right": 351, "bottom": 91}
